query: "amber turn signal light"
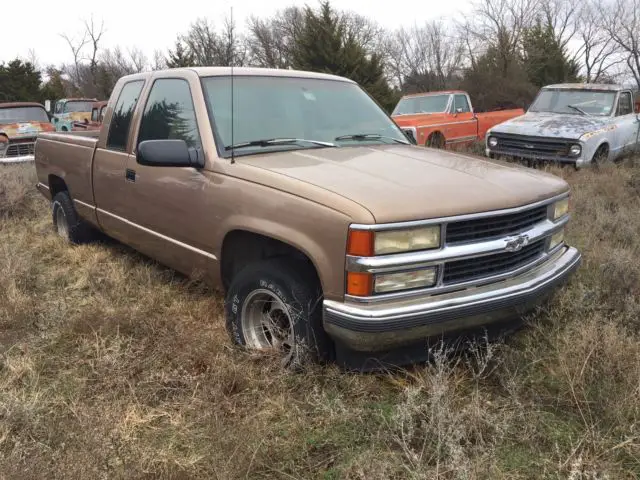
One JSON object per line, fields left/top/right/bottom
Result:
{"left": 347, "top": 229, "right": 374, "bottom": 257}
{"left": 346, "top": 272, "right": 372, "bottom": 296}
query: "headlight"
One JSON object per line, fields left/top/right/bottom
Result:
{"left": 488, "top": 136, "right": 498, "bottom": 147}
{"left": 552, "top": 197, "right": 570, "bottom": 220}
{"left": 550, "top": 228, "right": 565, "bottom": 249}
{"left": 569, "top": 144, "right": 581, "bottom": 157}
{"left": 374, "top": 267, "right": 437, "bottom": 293}
{"left": 374, "top": 225, "right": 441, "bottom": 255}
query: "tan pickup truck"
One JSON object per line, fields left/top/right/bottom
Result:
{"left": 34, "top": 67, "right": 581, "bottom": 370}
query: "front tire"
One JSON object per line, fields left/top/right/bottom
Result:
{"left": 51, "top": 191, "right": 95, "bottom": 244}
{"left": 224, "top": 258, "right": 332, "bottom": 368}
{"left": 427, "top": 132, "right": 445, "bottom": 149}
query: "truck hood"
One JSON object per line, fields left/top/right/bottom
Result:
{"left": 237, "top": 145, "right": 568, "bottom": 224}
{"left": 0, "top": 121, "right": 55, "bottom": 140}
{"left": 489, "top": 111, "right": 611, "bottom": 140}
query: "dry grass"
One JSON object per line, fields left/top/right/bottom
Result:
{"left": 1, "top": 158, "right": 639, "bottom": 479}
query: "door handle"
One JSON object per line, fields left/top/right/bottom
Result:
{"left": 126, "top": 169, "right": 136, "bottom": 183}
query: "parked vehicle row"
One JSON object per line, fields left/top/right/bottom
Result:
{"left": 34, "top": 66, "right": 581, "bottom": 370}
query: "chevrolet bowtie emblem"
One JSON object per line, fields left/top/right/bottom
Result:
{"left": 504, "top": 234, "right": 530, "bottom": 252}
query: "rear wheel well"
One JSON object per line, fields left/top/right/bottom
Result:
{"left": 220, "top": 230, "right": 320, "bottom": 292}
{"left": 48, "top": 175, "right": 68, "bottom": 198}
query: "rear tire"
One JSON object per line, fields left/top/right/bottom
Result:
{"left": 224, "top": 258, "right": 332, "bottom": 369}
{"left": 51, "top": 191, "right": 96, "bottom": 244}
{"left": 427, "top": 132, "right": 445, "bottom": 149}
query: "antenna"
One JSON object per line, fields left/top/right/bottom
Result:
{"left": 230, "top": 5, "right": 235, "bottom": 165}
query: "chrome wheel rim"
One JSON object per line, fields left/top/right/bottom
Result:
{"left": 241, "top": 289, "right": 294, "bottom": 364}
{"left": 55, "top": 206, "right": 68, "bottom": 239}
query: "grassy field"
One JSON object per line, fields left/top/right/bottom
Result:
{"left": 1, "top": 158, "right": 639, "bottom": 479}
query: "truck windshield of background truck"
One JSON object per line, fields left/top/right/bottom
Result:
{"left": 63, "top": 101, "right": 94, "bottom": 113}
{"left": 201, "top": 75, "right": 408, "bottom": 157}
{"left": 529, "top": 89, "right": 617, "bottom": 116}
{"left": 391, "top": 94, "right": 449, "bottom": 116}
{"left": 0, "top": 106, "right": 49, "bottom": 124}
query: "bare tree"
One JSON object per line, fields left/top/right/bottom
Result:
{"left": 151, "top": 50, "right": 167, "bottom": 71}
{"left": 85, "top": 16, "right": 106, "bottom": 79}
{"left": 386, "top": 20, "right": 464, "bottom": 92}
{"left": 601, "top": 0, "right": 640, "bottom": 88}
{"left": 60, "top": 29, "right": 89, "bottom": 90}
{"left": 181, "top": 16, "right": 247, "bottom": 67}
{"left": 576, "top": 1, "right": 624, "bottom": 82}
{"left": 461, "top": 0, "right": 540, "bottom": 73}
{"left": 539, "top": 0, "right": 578, "bottom": 50}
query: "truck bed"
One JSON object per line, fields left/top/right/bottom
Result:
{"left": 34, "top": 131, "right": 99, "bottom": 210}
{"left": 476, "top": 108, "right": 525, "bottom": 140}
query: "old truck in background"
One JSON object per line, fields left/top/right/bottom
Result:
{"left": 34, "top": 67, "right": 580, "bottom": 370}
{"left": 391, "top": 90, "right": 525, "bottom": 148}
{"left": 0, "top": 102, "right": 55, "bottom": 163}
{"left": 50, "top": 97, "right": 98, "bottom": 132}
{"left": 485, "top": 84, "right": 640, "bottom": 168}
{"left": 71, "top": 100, "right": 108, "bottom": 132}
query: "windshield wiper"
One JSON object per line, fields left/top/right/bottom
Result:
{"left": 225, "top": 137, "right": 337, "bottom": 151}
{"left": 335, "top": 133, "right": 410, "bottom": 145}
{"left": 567, "top": 105, "right": 589, "bottom": 116}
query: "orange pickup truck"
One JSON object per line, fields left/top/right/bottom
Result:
{"left": 392, "top": 91, "right": 525, "bottom": 148}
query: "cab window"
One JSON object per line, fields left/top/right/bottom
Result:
{"left": 106, "top": 80, "right": 145, "bottom": 151}
{"left": 453, "top": 94, "right": 471, "bottom": 113}
{"left": 617, "top": 92, "right": 633, "bottom": 116}
{"left": 137, "top": 78, "right": 201, "bottom": 149}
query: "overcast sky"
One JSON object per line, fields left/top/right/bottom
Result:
{"left": 0, "top": 0, "right": 470, "bottom": 66}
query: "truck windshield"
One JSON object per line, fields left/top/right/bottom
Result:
{"left": 392, "top": 94, "right": 450, "bottom": 115}
{"left": 529, "top": 89, "right": 617, "bottom": 116}
{"left": 63, "top": 101, "right": 94, "bottom": 113}
{"left": 0, "top": 106, "right": 49, "bottom": 124}
{"left": 201, "top": 75, "right": 408, "bottom": 156}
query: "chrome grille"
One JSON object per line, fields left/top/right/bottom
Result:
{"left": 6, "top": 142, "right": 35, "bottom": 157}
{"left": 443, "top": 239, "right": 545, "bottom": 285}
{"left": 446, "top": 205, "right": 548, "bottom": 244}
{"left": 491, "top": 133, "right": 572, "bottom": 158}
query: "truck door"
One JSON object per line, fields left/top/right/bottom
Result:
{"left": 121, "top": 76, "right": 217, "bottom": 279}
{"left": 613, "top": 91, "right": 640, "bottom": 156}
{"left": 450, "top": 94, "right": 477, "bottom": 145}
{"left": 93, "top": 79, "right": 146, "bottom": 241}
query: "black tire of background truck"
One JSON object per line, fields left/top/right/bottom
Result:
{"left": 427, "top": 132, "right": 445, "bottom": 149}
{"left": 51, "top": 191, "right": 96, "bottom": 244}
{"left": 591, "top": 144, "right": 609, "bottom": 169}
{"left": 224, "top": 258, "right": 333, "bottom": 369}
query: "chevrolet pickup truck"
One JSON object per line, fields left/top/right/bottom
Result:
{"left": 34, "top": 67, "right": 581, "bottom": 370}
{"left": 391, "top": 90, "right": 525, "bottom": 148}
{"left": 0, "top": 102, "right": 55, "bottom": 163}
{"left": 50, "top": 97, "right": 98, "bottom": 132}
{"left": 485, "top": 83, "right": 640, "bottom": 168}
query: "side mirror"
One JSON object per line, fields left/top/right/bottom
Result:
{"left": 44, "top": 100, "right": 51, "bottom": 112}
{"left": 456, "top": 107, "right": 464, "bottom": 114}
{"left": 137, "top": 139, "right": 204, "bottom": 168}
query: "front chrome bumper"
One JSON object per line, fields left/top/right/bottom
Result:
{"left": 323, "top": 245, "right": 581, "bottom": 352}
{"left": 0, "top": 155, "right": 34, "bottom": 164}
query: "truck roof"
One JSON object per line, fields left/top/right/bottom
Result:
{"left": 401, "top": 90, "right": 467, "bottom": 98}
{"left": 0, "top": 102, "right": 46, "bottom": 109}
{"left": 543, "top": 83, "right": 625, "bottom": 91}
{"left": 119, "top": 67, "right": 356, "bottom": 84}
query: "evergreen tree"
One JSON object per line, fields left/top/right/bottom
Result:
{"left": 40, "top": 67, "right": 67, "bottom": 104}
{"left": 291, "top": 1, "right": 396, "bottom": 112}
{"left": 0, "top": 59, "right": 42, "bottom": 102}
{"left": 522, "top": 21, "right": 581, "bottom": 88}
{"left": 166, "top": 40, "right": 196, "bottom": 68}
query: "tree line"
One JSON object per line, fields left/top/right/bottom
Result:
{"left": 1, "top": 0, "right": 639, "bottom": 113}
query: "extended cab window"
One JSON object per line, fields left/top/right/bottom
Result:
{"left": 107, "top": 80, "right": 144, "bottom": 151}
{"left": 55, "top": 101, "right": 63, "bottom": 114}
{"left": 453, "top": 94, "right": 471, "bottom": 113}
{"left": 137, "top": 78, "right": 201, "bottom": 148}
{"left": 617, "top": 92, "right": 633, "bottom": 116}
